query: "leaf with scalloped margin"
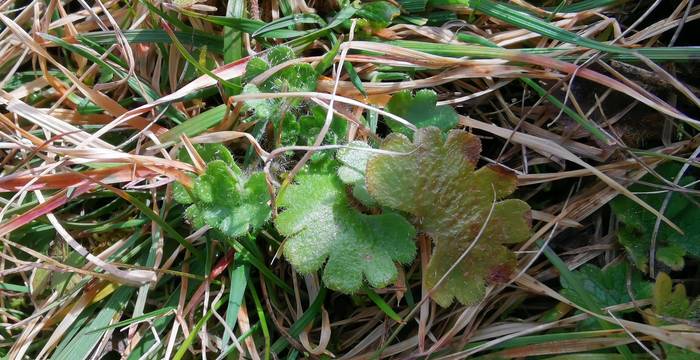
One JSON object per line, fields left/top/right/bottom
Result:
{"left": 385, "top": 89, "right": 458, "bottom": 137}
{"left": 366, "top": 127, "right": 531, "bottom": 306}
{"left": 175, "top": 160, "right": 271, "bottom": 238}
{"left": 647, "top": 272, "right": 700, "bottom": 357}
{"left": 275, "top": 173, "right": 416, "bottom": 293}
{"left": 173, "top": 144, "right": 236, "bottom": 205}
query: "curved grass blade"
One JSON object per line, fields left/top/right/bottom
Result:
{"left": 252, "top": 13, "right": 325, "bottom": 38}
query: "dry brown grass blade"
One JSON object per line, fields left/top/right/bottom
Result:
{"left": 317, "top": 65, "right": 557, "bottom": 96}
{"left": 0, "top": 165, "right": 169, "bottom": 192}
{"left": 113, "top": 57, "right": 251, "bottom": 140}
{"left": 460, "top": 116, "right": 682, "bottom": 232}
{"left": 0, "top": 90, "right": 114, "bottom": 149}
{"left": 0, "top": 13, "right": 157, "bottom": 137}
{"left": 347, "top": 41, "right": 698, "bottom": 127}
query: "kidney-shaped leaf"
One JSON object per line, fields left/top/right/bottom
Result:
{"left": 366, "top": 127, "right": 531, "bottom": 306}
{"left": 275, "top": 173, "right": 416, "bottom": 293}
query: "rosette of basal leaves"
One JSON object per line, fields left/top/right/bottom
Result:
{"left": 174, "top": 146, "right": 271, "bottom": 238}
{"left": 275, "top": 173, "right": 416, "bottom": 293}
{"left": 366, "top": 127, "right": 531, "bottom": 306}
{"left": 242, "top": 45, "right": 316, "bottom": 121}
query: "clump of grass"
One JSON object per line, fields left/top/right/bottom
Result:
{"left": 1, "top": 0, "right": 699, "bottom": 359}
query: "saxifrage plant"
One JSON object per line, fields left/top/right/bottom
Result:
{"left": 366, "top": 127, "right": 532, "bottom": 306}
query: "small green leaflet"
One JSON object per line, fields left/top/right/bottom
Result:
{"left": 174, "top": 145, "right": 271, "bottom": 238}
{"left": 275, "top": 173, "right": 416, "bottom": 293}
{"left": 647, "top": 272, "right": 700, "bottom": 357}
{"left": 610, "top": 163, "right": 700, "bottom": 272}
{"left": 265, "top": 48, "right": 316, "bottom": 94}
{"left": 241, "top": 45, "right": 316, "bottom": 122}
{"left": 649, "top": 272, "right": 697, "bottom": 324}
{"left": 366, "top": 127, "right": 531, "bottom": 306}
{"left": 296, "top": 105, "right": 348, "bottom": 146}
{"left": 385, "top": 89, "right": 458, "bottom": 137}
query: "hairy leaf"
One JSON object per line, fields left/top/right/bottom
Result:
{"left": 337, "top": 141, "right": 376, "bottom": 206}
{"left": 385, "top": 89, "right": 459, "bottom": 137}
{"left": 178, "top": 143, "right": 236, "bottom": 167}
{"left": 275, "top": 173, "right": 416, "bottom": 293}
{"left": 297, "top": 105, "right": 348, "bottom": 146}
{"left": 175, "top": 153, "right": 271, "bottom": 238}
{"left": 366, "top": 127, "right": 531, "bottom": 306}
{"left": 242, "top": 45, "right": 317, "bottom": 122}
{"left": 611, "top": 163, "right": 700, "bottom": 272}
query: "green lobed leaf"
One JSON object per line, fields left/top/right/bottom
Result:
{"left": 297, "top": 105, "right": 348, "bottom": 146}
{"left": 180, "top": 143, "right": 236, "bottom": 167}
{"left": 275, "top": 173, "right": 416, "bottom": 293}
{"left": 175, "top": 148, "right": 271, "bottom": 238}
{"left": 244, "top": 57, "right": 270, "bottom": 82}
{"left": 366, "top": 127, "right": 531, "bottom": 306}
{"left": 649, "top": 272, "right": 700, "bottom": 358}
{"left": 242, "top": 84, "right": 276, "bottom": 120}
{"left": 337, "top": 141, "right": 371, "bottom": 185}
{"left": 650, "top": 272, "right": 696, "bottom": 323}
{"left": 560, "top": 262, "right": 653, "bottom": 310}
{"left": 173, "top": 144, "right": 237, "bottom": 204}
{"left": 242, "top": 46, "right": 317, "bottom": 126}
{"left": 267, "top": 45, "right": 296, "bottom": 66}
{"left": 385, "top": 89, "right": 459, "bottom": 137}
{"left": 610, "top": 163, "right": 700, "bottom": 272}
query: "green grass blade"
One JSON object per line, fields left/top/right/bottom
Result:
{"left": 80, "top": 29, "right": 223, "bottom": 52}
{"left": 271, "top": 287, "right": 327, "bottom": 354}
{"left": 86, "top": 306, "right": 176, "bottom": 333}
{"left": 252, "top": 13, "right": 325, "bottom": 38}
{"left": 222, "top": 264, "right": 247, "bottom": 346}
{"left": 247, "top": 270, "right": 271, "bottom": 360}
{"left": 172, "top": 297, "right": 226, "bottom": 360}
{"left": 50, "top": 287, "right": 135, "bottom": 360}
{"left": 159, "top": 104, "right": 227, "bottom": 144}
{"left": 365, "top": 287, "right": 403, "bottom": 322}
